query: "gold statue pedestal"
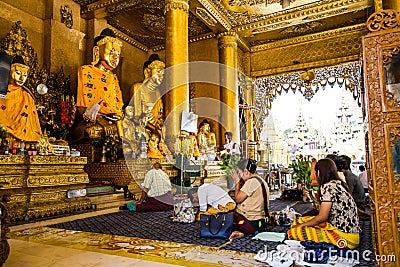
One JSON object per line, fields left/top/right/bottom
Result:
{"left": 0, "top": 155, "right": 91, "bottom": 222}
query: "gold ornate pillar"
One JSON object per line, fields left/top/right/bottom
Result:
{"left": 164, "top": 0, "right": 189, "bottom": 149}
{"left": 218, "top": 31, "right": 240, "bottom": 143}
{"left": 383, "top": 0, "right": 400, "bottom": 11}
{"left": 375, "top": 0, "right": 383, "bottom": 11}
{"left": 246, "top": 80, "right": 255, "bottom": 141}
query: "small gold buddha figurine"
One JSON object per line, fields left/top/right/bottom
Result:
{"left": 121, "top": 106, "right": 146, "bottom": 158}
{"left": 37, "top": 131, "right": 54, "bottom": 155}
{"left": 197, "top": 119, "right": 216, "bottom": 157}
{"left": 147, "top": 131, "right": 163, "bottom": 159}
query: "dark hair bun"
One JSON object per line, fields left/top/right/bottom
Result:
{"left": 94, "top": 28, "right": 116, "bottom": 45}
{"left": 246, "top": 159, "right": 257, "bottom": 173}
{"left": 100, "top": 28, "right": 116, "bottom": 38}
{"left": 12, "top": 55, "right": 26, "bottom": 65}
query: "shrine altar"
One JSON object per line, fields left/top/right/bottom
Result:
{"left": 0, "top": 155, "right": 91, "bottom": 222}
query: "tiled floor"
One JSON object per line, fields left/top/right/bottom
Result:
{"left": 4, "top": 208, "right": 184, "bottom": 267}
{"left": 4, "top": 191, "right": 284, "bottom": 267}
{"left": 5, "top": 239, "right": 180, "bottom": 267}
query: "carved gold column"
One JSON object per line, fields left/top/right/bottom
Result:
{"left": 218, "top": 31, "right": 240, "bottom": 143}
{"left": 246, "top": 80, "right": 255, "bottom": 141}
{"left": 375, "top": 0, "right": 383, "bottom": 11}
{"left": 383, "top": 0, "right": 400, "bottom": 11}
{"left": 164, "top": 0, "right": 189, "bottom": 149}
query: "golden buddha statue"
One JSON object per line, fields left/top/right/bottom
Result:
{"left": 121, "top": 105, "right": 145, "bottom": 158}
{"left": 0, "top": 55, "right": 42, "bottom": 141}
{"left": 130, "top": 54, "right": 165, "bottom": 158}
{"left": 72, "top": 28, "right": 124, "bottom": 143}
{"left": 197, "top": 119, "right": 216, "bottom": 157}
{"left": 37, "top": 130, "right": 54, "bottom": 155}
{"left": 147, "top": 131, "right": 163, "bottom": 159}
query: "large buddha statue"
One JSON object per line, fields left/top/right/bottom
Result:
{"left": 197, "top": 119, "right": 216, "bottom": 157}
{"left": 0, "top": 55, "right": 42, "bottom": 141}
{"left": 130, "top": 54, "right": 165, "bottom": 158}
{"left": 72, "top": 28, "right": 123, "bottom": 143}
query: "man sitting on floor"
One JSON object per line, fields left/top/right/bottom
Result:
{"left": 126, "top": 162, "right": 173, "bottom": 212}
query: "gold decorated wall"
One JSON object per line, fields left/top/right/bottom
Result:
{"left": 250, "top": 24, "right": 368, "bottom": 77}
{"left": 237, "top": 47, "right": 251, "bottom": 76}
{"left": 0, "top": 0, "right": 46, "bottom": 66}
{"left": 44, "top": 0, "right": 85, "bottom": 91}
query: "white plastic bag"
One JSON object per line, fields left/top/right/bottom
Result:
{"left": 172, "top": 194, "right": 195, "bottom": 223}
{"left": 282, "top": 206, "right": 301, "bottom": 222}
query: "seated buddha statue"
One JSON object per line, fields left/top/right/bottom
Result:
{"left": 130, "top": 54, "right": 165, "bottom": 158}
{"left": 197, "top": 119, "right": 216, "bottom": 157}
{"left": 121, "top": 105, "right": 146, "bottom": 158}
{"left": 147, "top": 131, "right": 163, "bottom": 159}
{"left": 0, "top": 55, "right": 42, "bottom": 141}
{"left": 72, "top": 28, "right": 124, "bottom": 143}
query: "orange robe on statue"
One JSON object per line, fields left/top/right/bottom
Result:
{"left": 76, "top": 65, "right": 123, "bottom": 116}
{"left": 0, "top": 84, "right": 42, "bottom": 141}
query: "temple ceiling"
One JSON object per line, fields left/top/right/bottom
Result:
{"left": 73, "top": 0, "right": 373, "bottom": 51}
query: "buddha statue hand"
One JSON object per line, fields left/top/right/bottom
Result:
{"left": 103, "top": 113, "right": 122, "bottom": 122}
{"left": 83, "top": 101, "right": 102, "bottom": 122}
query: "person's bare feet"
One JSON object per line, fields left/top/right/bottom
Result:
{"left": 229, "top": 231, "right": 244, "bottom": 241}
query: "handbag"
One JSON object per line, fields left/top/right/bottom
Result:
{"left": 173, "top": 194, "right": 195, "bottom": 223}
{"left": 200, "top": 212, "right": 234, "bottom": 239}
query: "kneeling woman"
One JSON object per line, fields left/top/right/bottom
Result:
{"left": 230, "top": 158, "right": 269, "bottom": 240}
{"left": 287, "top": 158, "right": 360, "bottom": 249}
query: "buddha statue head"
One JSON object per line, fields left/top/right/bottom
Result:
{"left": 125, "top": 105, "right": 134, "bottom": 120}
{"left": 9, "top": 56, "right": 29, "bottom": 87}
{"left": 199, "top": 119, "right": 211, "bottom": 135}
{"left": 92, "top": 28, "right": 123, "bottom": 71}
{"left": 143, "top": 54, "right": 165, "bottom": 90}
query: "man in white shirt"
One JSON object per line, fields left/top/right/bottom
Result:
{"left": 188, "top": 183, "right": 235, "bottom": 212}
{"left": 223, "top": 132, "right": 241, "bottom": 156}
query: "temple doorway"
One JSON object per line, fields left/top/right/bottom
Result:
{"left": 263, "top": 83, "right": 365, "bottom": 166}
{"left": 255, "top": 62, "right": 366, "bottom": 188}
